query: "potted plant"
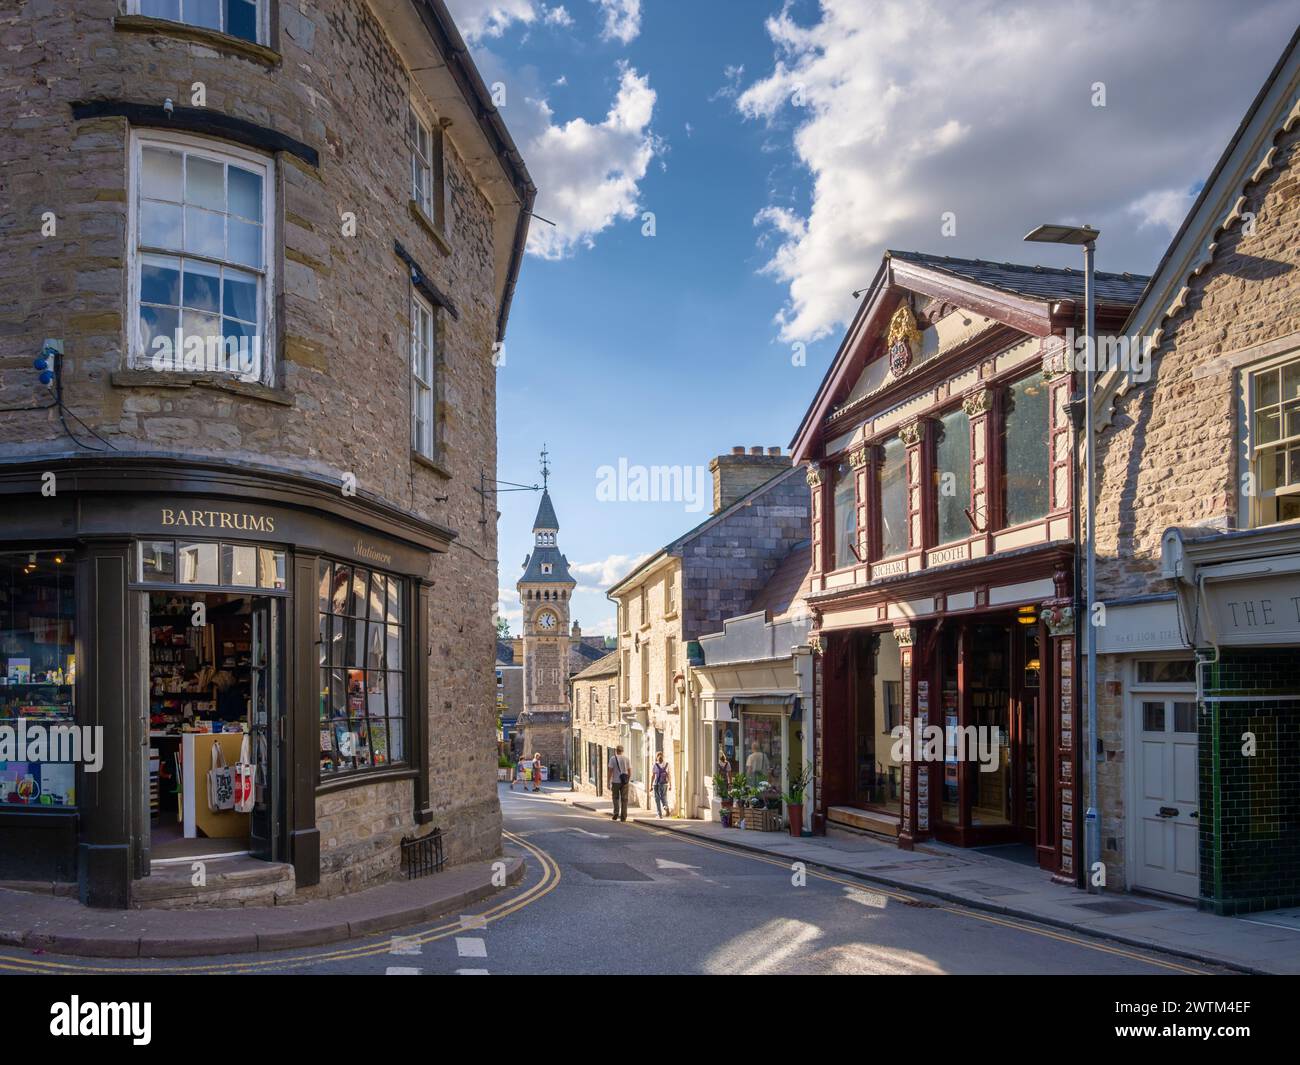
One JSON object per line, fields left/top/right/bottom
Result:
{"left": 714, "top": 770, "right": 732, "bottom": 825}
{"left": 498, "top": 754, "right": 513, "bottom": 782}
{"left": 729, "top": 775, "right": 752, "bottom": 828}
{"left": 783, "top": 762, "right": 812, "bottom": 837}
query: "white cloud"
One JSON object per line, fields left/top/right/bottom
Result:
{"left": 570, "top": 552, "right": 649, "bottom": 591}
{"left": 543, "top": 4, "right": 574, "bottom": 27}
{"left": 444, "top": 0, "right": 537, "bottom": 40}
{"left": 593, "top": 0, "right": 641, "bottom": 44}
{"left": 738, "top": 0, "right": 1294, "bottom": 343}
{"left": 1127, "top": 186, "right": 1197, "bottom": 233}
{"left": 522, "top": 65, "right": 659, "bottom": 259}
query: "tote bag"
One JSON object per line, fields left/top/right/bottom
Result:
{"left": 233, "top": 734, "right": 255, "bottom": 814}
{"left": 207, "top": 741, "right": 235, "bottom": 812}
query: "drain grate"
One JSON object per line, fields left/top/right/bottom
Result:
{"left": 901, "top": 898, "right": 939, "bottom": 908}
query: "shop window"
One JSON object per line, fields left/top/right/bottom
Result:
{"left": 0, "top": 552, "right": 77, "bottom": 810}
{"left": 411, "top": 292, "right": 436, "bottom": 459}
{"left": 1135, "top": 659, "right": 1196, "bottom": 685}
{"left": 133, "top": 0, "right": 265, "bottom": 44}
{"left": 935, "top": 406, "right": 972, "bottom": 545}
{"left": 1001, "top": 372, "right": 1050, "bottom": 526}
{"left": 131, "top": 132, "right": 273, "bottom": 383}
{"left": 740, "top": 712, "right": 781, "bottom": 790}
{"left": 831, "top": 460, "right": 857, "bottom": 570}
{"left": 317, "top": 559, "right": 407, "bottom": 777}
{"left": 1248, "top": 357, "right": 1300, "bottom": 525}
{"left": 879, "top": 435, "right": 908, "bottom": 558}
{"left": 142, "top": 541, "right": 284, "bottom": 589}
{"left": 408, "top": 98, "right": 446, "bottom": 230}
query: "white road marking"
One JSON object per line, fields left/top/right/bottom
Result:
{"left": 389, "top": 935, "right": 422, "bottom": 955}
{"left": 456, "top": 968, "right": 491, "bottom": 975}
{"left": 567, "top": 827, "right": 610, "bottom": 839}
{"left": 385, "top": 966, "right": 422, "bottom": 975}
{"left": 459, "top": 913, "right": 487, "bottom": 930}
{"left": 456, "top": 936, "right": 488, "bottom": 958}
{"left": 655, "top": 857, "right": 701, "bottom": 871}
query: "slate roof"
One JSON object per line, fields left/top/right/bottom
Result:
{"left": 571, "top": 648, "right": 620, "bottom": 681}
{"left": 495, "top": 639, "right": 516, "bottom": 666}
{"left": 888, "top": 250, "right": 1150, "bottom": 307}
{"left": 533, "top": 489, "right": 559, "bottom": 531}
{"left": 746, "top": 540, "right": 812, "bottom": 621}
{"left": 520, "top": 545, "right": 574, "bottom": 584}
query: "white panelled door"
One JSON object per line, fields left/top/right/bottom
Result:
{"left": 1134, "top": 695, "right": 1200, "bottom": 898}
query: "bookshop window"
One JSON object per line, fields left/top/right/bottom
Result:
{"left": 832, "top": 460, "right": 857, "bottom": 570}
{"left": 1002, "top": 372, "right": 1050, "bottom": 526}
{"left": 0, "top": 552, "right": 77, "bottom": 809}
{"left": 935, "top": 407, "right": 971, "bottom": 545}
{"left": 879, "top": 435, "right": 909, "bottom": 558}
{"left": 317, "top": 559, "right": 407, "bottom": 777}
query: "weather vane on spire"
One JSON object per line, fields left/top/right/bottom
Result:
{"left": 539, "top": 445, "right": 550, "bottom": 490}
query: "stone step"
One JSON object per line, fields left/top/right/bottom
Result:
{"left": 134, "top": 856, "right": 296, "bottom": 909}
{"left": 827, "top": 805, "right": 900, "bottom": 838}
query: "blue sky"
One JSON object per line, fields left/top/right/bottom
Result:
{"left": 446, "top": 0, "right": 1299, "bottom": 637}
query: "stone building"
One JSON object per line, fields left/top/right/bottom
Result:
{"left": 592, "top": 448, "right": 809, "bottom": 815}
{"left": 1091, "top": 30, "right": 1300, "bottom": 912}
{"left": 515, "top": 487, "right": 576, "bottom": 774}
{"left": 0, "top": 0, "right": 533, "bottom": 906}
{"left": 570, "top": 649, "right": 620, "bottom": 797}
{"left": 495, "top": 638, "right": 523, "bottom": 757}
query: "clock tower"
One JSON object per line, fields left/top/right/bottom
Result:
{"left": 516, "top": 465, "right": 576, "bottom": 773}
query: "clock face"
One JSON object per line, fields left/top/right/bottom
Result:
{"left": 537, "top": 611, "right": 557, "bottom": 630}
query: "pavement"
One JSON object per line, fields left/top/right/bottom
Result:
{"left": 537, "top": 782, "right": 1300, "bottom": 975}
{"left": 0, "top": 853, "right": 524, "bottom": 959}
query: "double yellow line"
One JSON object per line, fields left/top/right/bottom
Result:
{"left": 0, "top": 830, "right": 559, "bottom": 975}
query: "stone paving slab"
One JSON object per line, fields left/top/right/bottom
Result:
{"left": 0, "top": 855, "right": 523, "bottom": 959}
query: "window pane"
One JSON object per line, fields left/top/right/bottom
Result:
{"left": 184, "top": 206, "right": 224, "bottom": 257}
{"left": 225, "top": 0, "right": 258, "bottom": 42}
{"left": 331, "top": 565, "right": 351, "bottom": 614}
{"left": 350, "top": 568, "right": 368, "bottom": 618}
{"left": 1173, "top": 702, "right": 1197, "bottom": 735}
{"left": 369, "top": 574, "right": 386, "bottom": 620}
{"left": 182, "top": 259, "right": 221, "bottom": 313}
{"left": 141, "top": 201, "right": 183, "bottom": 250}
{"left": 140, "top": 305, "right": 179, "bottom": 362}
{"left": 185, "top": 155, "right": 224, "bottom": 210}
{"left": 227, "top": 165, "right": 262, "bottom": 220}
{"left": 347, "top": 618, "right": 366, "bottom": 668}
{"left": 1003, "top": 373, "right": 1050, "bottom": 526}
{"left": 1136, "top": 659, "right": 1196, "bottom": 684}
{"left": 880, "top": 436, "right": 908, "bottom": 558}
{"left": 1257, "top": 368, "right": 1280, "bottom": 408}
{"left": 228, "top": 219, "right": 262, "bottom": 269}
{"left": 317, "top": 560, "right": 331, "bottom": 613}
{"left": 178, "top": 542, "right": 218, "bottom": 584}
{"left": 141, "top": 540, "right": 176, "bottom": 582}
{"left": 366, "top": 622, "right": 384, "bottom": 671}
{"left": 141, "top": 147, "right": 183, "bottom": 201}
{"left": 936, "top": 407, "right": 971, "bottom": 545}
{"left": 386, "top": 578, "right": 401, "bottom": 623}
{"left": 386, "top": 623, "right": 401, "bottom": 670}
{"left": 1142, "top": 701, "right": 1166, "bottom": 733}
{"left": 832, "top": 461, "right": 856, "bottom": 570}
{"left": 257, "top": 548, "right": 285, "bottom": 590}
{"left": 219, "top": 543, "right": 257, "bottom": 587}
{"left": 141, "top": 254, "right": 181, "bottom": 305}
{"left": 187, "top": 0, "right": 222, "bottom": 30}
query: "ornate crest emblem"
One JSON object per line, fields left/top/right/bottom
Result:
{"left": 886, "top": 304, "right": 922, "bottom": 378}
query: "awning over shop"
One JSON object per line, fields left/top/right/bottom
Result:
{"left": 729, "top": 694, "right": 801, "bottom": 719}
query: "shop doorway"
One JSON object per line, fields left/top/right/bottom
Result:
{"left": 145, "top": 590, "right": 284, "bottom": 864}
{"left": 1130, "top": 691, "right": 1199, "bottom": 899}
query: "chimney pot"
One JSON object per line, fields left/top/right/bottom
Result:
{"left": 750, "top": 446, "right": 763, "bottom": 455}
{"left": 731, "top": 446, "right": 745, "bottom": 455}
{"left": 768, "top": 446, "right": 782, "bottom": 456}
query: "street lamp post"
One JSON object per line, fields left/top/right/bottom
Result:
{"left": 1024, "top": 223, "right": 1102, "bottom": 894}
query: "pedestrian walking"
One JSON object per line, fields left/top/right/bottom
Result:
{"left": 608, "top": 744, "right": 631, "bottom": 822}
{"left": 531, "top": 751, "right": 543, "bottom": 792}
{"left": 651, "top": 751, "right": 671, "bottom": 818}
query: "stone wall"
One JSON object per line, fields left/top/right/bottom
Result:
{"left": 0, "top": 2, "right": 507, "bottom": 888}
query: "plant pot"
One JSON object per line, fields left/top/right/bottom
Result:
{"left": 787, "top": 803, "right": 803, "bottom": 837}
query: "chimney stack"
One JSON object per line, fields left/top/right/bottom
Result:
{"left": 708, "top": 445, "right": 791, "bottom": 514}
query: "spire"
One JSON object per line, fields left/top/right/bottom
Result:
{"left": 533, "top": 489, "right": 559, "bottom": 533}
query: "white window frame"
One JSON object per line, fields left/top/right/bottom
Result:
{"left": 407, "top": 96, "right": 444, "bottom": 228}
{"left": 1240, "top": 347, "right": 1300, "bottom": 529}
{"left": 127, "top": 130, "right": 276, "bottom": 385}
{"left": 410, "top": 291, "right": 436, "bottom": 459}
{"left": 130, "top": 0, "right": 269, "bottom": 47}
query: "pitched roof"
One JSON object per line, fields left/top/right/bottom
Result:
{"left": 495, "top": 639, "right": 515, "bottom": 665}
{"left": 520, "top": 545, "right": 574, "bottom": 584}
{"left": 571, "top": 648, "right": 620, "bottom": 681}
{"left": 888, "top": 250, "right": 1149, "bottom": 307}
{"left": 746, "top": 540, "right": 812, "bottom": 620}
{"left": 533, "top": 489, "right": 559, "bottom": 531}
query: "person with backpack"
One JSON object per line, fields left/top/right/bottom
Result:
{"left": 651, "top": 750, "right": 671, "bottom": 818}
{"left": 607, "top": 745, "right": 631, "bottom": 822}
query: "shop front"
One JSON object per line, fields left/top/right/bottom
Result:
{"left": 0, "top": 457, "right": 448, "bottom": 907}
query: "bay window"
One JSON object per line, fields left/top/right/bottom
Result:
{"left": 935, "top": 407, "right": 972, "bottom": 544}
{"left": 411, "top": 293, "right": 436, "bottom": 459}
{"left": 1249, "top": 356, "right": 1300, "bottom": 525}
{"left": 135, "top": 0, "right": 265, "bottom": 47}
{"left": 132, "top": 133, "right": 272, "bottom": 383}
{"left": 831, "top": 460, "right": 857, "bottom": 569}
{"left": 879, "top": 435, "right": 908, "bottom": 558}
{"left": 1001, "top": 372, "right": 1050, "bottom": 526}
